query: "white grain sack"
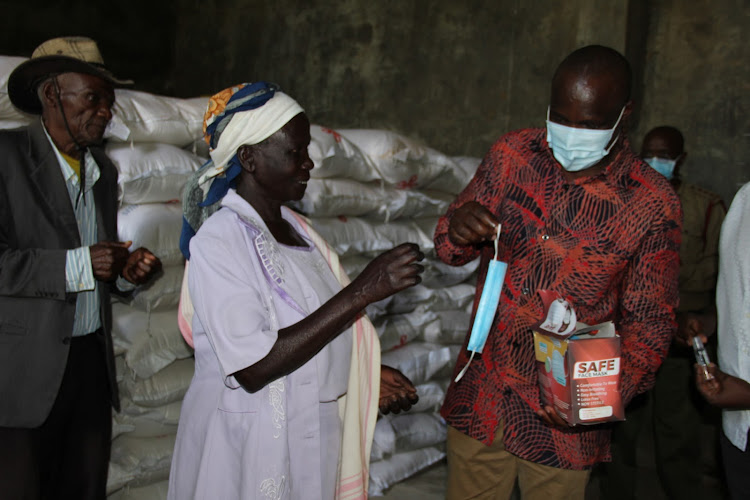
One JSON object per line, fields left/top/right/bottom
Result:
{"left": 0, "top": 56, "right": 33, "bottom": 125}
{"left": 105, "top": 90, "right": 207, "bottom": 147}
{"left": 308, "top": 125, "right": 379, "bottom": 182}
{"left": 118, "top": 202, "right": 185, "bottom": 266}
{"left": 368, "top": 446, "right": 445, "bottom": 497}
{"left": 107, "top": 434, "right": 176, "bottom": 494}
{"left": 129, "top": 264, "right": 184, "bottom": 312}
{"left": 107, "top": 142, "right": 203, "bottom": 205}
{"left": 338, "top": 128, "right": 466, "bottom": 194}
{"left": 121, "top": 358, "right": 194, "bottom": 408}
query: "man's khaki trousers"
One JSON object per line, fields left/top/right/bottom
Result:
{"left": 446, "top": 423, "right": 590, "bottom": 500}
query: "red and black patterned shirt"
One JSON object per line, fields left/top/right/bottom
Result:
{"left": 435, "top": 128, "right": 681, "bottom": 470}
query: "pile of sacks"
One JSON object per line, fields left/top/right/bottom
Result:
{"left": 104, "top": 91, "right": 207, "bottom": 498}
{"left": 3, "top": 54, "right": 483, "bottom": 497}
{"left": 298, "top": 128, "right": 481, "bottom": 495}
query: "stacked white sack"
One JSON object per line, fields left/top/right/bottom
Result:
{"left": 302, "top": 126, "right": 482, "bottom": 496}
{"left": 0, "top": 56, "right": 34, "bottom": 129}
{"left": 105, "top": 90, "right": 207, "bottom": 497}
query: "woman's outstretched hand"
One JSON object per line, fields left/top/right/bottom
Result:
{"left": 351, "top": 243, "right": 424, "bottom": 306}
{"left": 379, "top": 365, "right": 419, "bottom": 414}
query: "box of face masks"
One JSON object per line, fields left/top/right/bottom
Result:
{"left": 532, "top": 320, "right": 624, "bottom": 426}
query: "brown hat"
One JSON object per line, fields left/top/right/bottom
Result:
{"left": 8, "top": 36, "right": 133, "bottom": 114}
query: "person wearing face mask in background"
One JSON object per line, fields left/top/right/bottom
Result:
{"left": 601, "top": 126, "right": 726, "bottom": 499}
{"left": 435, "top": 46, "right": 682, "bottom": 500}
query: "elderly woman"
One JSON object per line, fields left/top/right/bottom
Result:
{"left": 168, "top": 82, "right": 423, "bottom": 500}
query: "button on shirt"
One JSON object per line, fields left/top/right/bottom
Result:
{"left": 717, "top": 182, "right": 750, "bottom": 451}
{"left": 45, "top": 129, "right": 101, "bottom": 337}
{"left": 435, "top": 128, "right": 682, "bottom": 469}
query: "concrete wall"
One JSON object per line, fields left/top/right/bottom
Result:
{"left": 170, "top": 0, "right": 629, "bottom": 157}
{"left": 1, "top": 0, "right": 747, "bottom": 202}
{"left": 168, "top": 0, "right": 748, "bottom": 203}
{"left": 632, "top": 0, "right": 750, "bottom": 204}
{"left": 0, "top": 1, "right": 176, "bottom": 94}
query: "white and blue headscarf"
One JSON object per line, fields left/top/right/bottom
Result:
{"left": 180, "top": 82, "right": 304, "bottom": 259}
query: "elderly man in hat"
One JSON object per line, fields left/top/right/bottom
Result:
{"left": 0, "top": 36, "right": 161, "bottom": 499}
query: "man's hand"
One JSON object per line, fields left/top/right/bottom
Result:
{"left": 675, "top": 311, "right": 716, "bottom": 346}
{"left": 90, "top": 241, "right": 131, "bottom": 281}
{"left": 536, "top": 405, "right": 571, "bottom": 428}
{"left": 448, "top": 201, "right": 499, "bottom": 246}
{"left": 379, "top": 365, "right": 419, "bottom": 415}
{"left": 121, "top": 247, "right": 162, "bottom": 285}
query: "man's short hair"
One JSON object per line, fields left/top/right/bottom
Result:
{"left": 552, "top": 45, "right": 632, "bottom": 106}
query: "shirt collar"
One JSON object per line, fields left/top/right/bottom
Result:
{"left": 220, "top": 189, "right": 311, "bottom": 244}
{"left": 42, "top": 122, "right": 101, "bottom": 192}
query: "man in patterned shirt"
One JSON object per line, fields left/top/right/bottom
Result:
{"left": 435, "top": 45, "right": 682, "bottom": 499}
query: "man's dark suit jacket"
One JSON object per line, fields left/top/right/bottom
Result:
{"left": 0, "top": 119, "right": 120, "bottom": 428}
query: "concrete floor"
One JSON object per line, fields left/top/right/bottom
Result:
{"left": 377, "top": 421, "right": 728, "bottom": 500}
{"left": 379, "top": 460, "right": 446, "bottom": 500}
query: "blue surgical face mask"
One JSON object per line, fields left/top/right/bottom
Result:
{"left": 455, "top": 225, "right": 508, "bottom": 382}
{"left": 644, "top": 157, "right": 677, "bottom": 180}
{"left": 546, "top": 106, "right": 625, "bottom": 172}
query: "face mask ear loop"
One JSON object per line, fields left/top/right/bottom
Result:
{"left": 455, "top": 223, "right": 503, "bottom": 383}
{"left": 493, "top": 224, "right": 502, "bottom": 261}
{"left": 454, "top": 351, "right": 475, "bottom": 382}
{"left": 604, "top": 106, "right": 627, "bottom": 155}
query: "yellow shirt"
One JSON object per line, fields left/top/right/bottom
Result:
{"left": 60, "top": 151, "right": 81, "bottom": 179}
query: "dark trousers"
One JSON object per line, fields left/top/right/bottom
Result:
{"left": 721, "top": 430, "right": 750, "bottom": 500}
{"left": 600, "top": 354, "right": 710, "bottom": 499}
{"left": 0, "top": 332, "right": 112, "bottom": 500}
